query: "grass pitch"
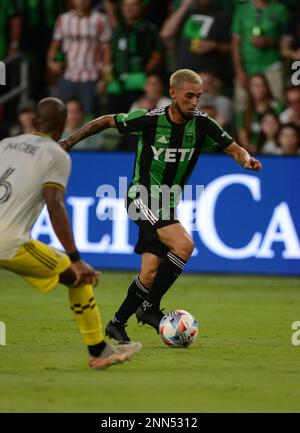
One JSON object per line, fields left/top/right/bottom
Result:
{"left": 0, "top": 270, "right": 300, "bottom": 413}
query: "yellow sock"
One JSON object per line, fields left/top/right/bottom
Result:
{"left": 69, "top": 284, "right": 104, "bottom": 346}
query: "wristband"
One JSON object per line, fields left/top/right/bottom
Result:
{"left": 68, "top": 250, "right": 81, "bottom": 262}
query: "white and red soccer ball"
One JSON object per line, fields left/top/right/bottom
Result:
{"left": 159, "top": 310, "right": 199, "bottom": 348}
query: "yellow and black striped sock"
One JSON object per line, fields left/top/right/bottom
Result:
{"left": 69, "top": 284, "right": 105, "bottom": 356}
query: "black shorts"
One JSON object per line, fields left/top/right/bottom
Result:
{"left": 127, "top": 197, "right": 179, "bottom": 257}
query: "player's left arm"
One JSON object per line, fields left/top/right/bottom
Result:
{"left": 204, "top": 116, "right": 262, "bottom": 171}
{"left": 224, "top": 141, "right": 262, "bottom": 171}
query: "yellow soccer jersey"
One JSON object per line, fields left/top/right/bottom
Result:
{"left": 0, "top": 132, "right": 71, "bottom": 259}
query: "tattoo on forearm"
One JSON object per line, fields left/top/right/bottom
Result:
{"left": 69, "top": 118, "right": 108, "bottom": 148}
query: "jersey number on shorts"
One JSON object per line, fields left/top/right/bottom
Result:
{"left": 0, "top": 168, "right": 15, "bottom": 204}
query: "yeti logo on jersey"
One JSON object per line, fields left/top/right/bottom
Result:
{"left": 152, "top": 146, "right": 195, "bottom": 162}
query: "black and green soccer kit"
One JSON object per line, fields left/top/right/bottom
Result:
{"left": 114, "top": 106, "right": 233, "bottom": 256}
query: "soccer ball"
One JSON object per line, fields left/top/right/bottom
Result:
{"left": 159, "top": 310, "right": 199, "bottom": 348}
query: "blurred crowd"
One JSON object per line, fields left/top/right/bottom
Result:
{"left": 0, "top": 0, "right": 300, "bottom": 155}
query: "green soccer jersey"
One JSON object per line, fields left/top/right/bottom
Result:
{"left": 115, "top": 107, "right": 233, "bottom": 208}
{"left": 232, "top": 1, "right": 289, "bottom": 76}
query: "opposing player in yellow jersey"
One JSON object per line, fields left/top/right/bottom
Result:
{"left": 0, "top": 97, "right": 141, "bottom": 369}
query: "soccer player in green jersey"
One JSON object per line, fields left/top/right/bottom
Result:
{"left": 60, "top": 69, "right": 262, "bottom": 343}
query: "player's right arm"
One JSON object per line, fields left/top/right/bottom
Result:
{"left": 59, "top": 115, "right": 116, "bottom": 152}
{"left": 59, "top": 109, "right": 149, "bottom": 152}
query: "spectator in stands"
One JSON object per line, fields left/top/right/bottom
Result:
{"left": 277, "top": 124, "right": 300, "bottom": 155}
{"left": 104, "top": 0, "right": 173, "bottom": 29}
{"left": 160, "top": 0, "right": 232, "bottom": 87}
{"left": 130, "top": 74, "right": 171, "bottom": 111}
{"left": 106, "top": 0, "right": 163, "bottom": 113}
{"left": 280, "top": 87, "right": 300, "bottom": 128}
{"left": 257, "top": 111, "right": 281, "bottom": 155}
{"left": 232, "top": 0, "right": 289, "bottom": 110}
{"left": 10, "top": 101, "right": 36, "bottom": 136}
{"left": 61, "top": 99, "right": 104, "bottom": 150}
{"left": 18, "top": 0, "right": 67, "bottom": 101}
{"left": 198, "top": 94, "right": 226, "bottom": 128}
{"left": 47, "top": 0, "right": 111, "bottom": 116}
{"left": 197, "top": 71, "right": 235, "bottom": 128}
{"left": 280, "top": 9, "right": 300, "bottom": 67}
{"left": 237, "top": 74, "right": 284, "bottom": 153}
{"left": 0, "top": 0, "right": 22, "bottom": 143}
{"left": 0, "top": 0, "right": 22, "bottom": 60}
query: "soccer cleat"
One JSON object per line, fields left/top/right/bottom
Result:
{"left": 136, "top": 301, "right": 165, "bottom": 332}
{"left": 105, "top": 320, "right": 131, "bottom": 344}
{"left": 88, "top": 342, "right": 142, "bottom": 369}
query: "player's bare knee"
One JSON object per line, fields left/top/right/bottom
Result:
{"left": 140, "top": 268, "right": 157, "bottom": 288}
{"left": 174, "top": 237, "right": 194, "bottom": 260}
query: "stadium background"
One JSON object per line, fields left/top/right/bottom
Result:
{"left": 32, "top": 152, "right": 300, "bottom": 275}
{"left": 1, "top": 0, "right": 300, "bottom": 415}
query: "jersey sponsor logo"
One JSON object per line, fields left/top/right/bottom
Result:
{"left": 152, "top": 146, "right": 195, "bottom": 162}
{"left": 157, "top": 136, "right": 168, "bottom": 144}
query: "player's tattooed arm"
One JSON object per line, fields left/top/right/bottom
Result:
{"left": 59, "top": 115, "right": 116, "bottom": 152}
{"left": 224, "top": 142, "right": 262, "bottom": 171}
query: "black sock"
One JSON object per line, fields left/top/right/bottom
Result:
{"left": 146, "top": 252, "right": 186, "bottom": 306}
{"left": 88, "top": 340, "right": 107, "bottom": 357}
{"left": 114, "top": 275, "right": 149, "bottom": 323}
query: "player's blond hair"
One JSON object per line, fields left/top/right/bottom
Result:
{"left": 170, "top": 69, "right": 202, "bottom": 89}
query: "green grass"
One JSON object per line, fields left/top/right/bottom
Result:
{"left": 0, "top": 270, "right": 300, "bottom": 413}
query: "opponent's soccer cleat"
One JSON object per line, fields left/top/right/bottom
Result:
{"left": 88, "top": 342, "right": 142, "bottom": 369}
{"left": 105, "top": 320, "right": 131, "bottom": 344}
{"left": 136, "top": 301, "right": 165, "bottom": 332}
